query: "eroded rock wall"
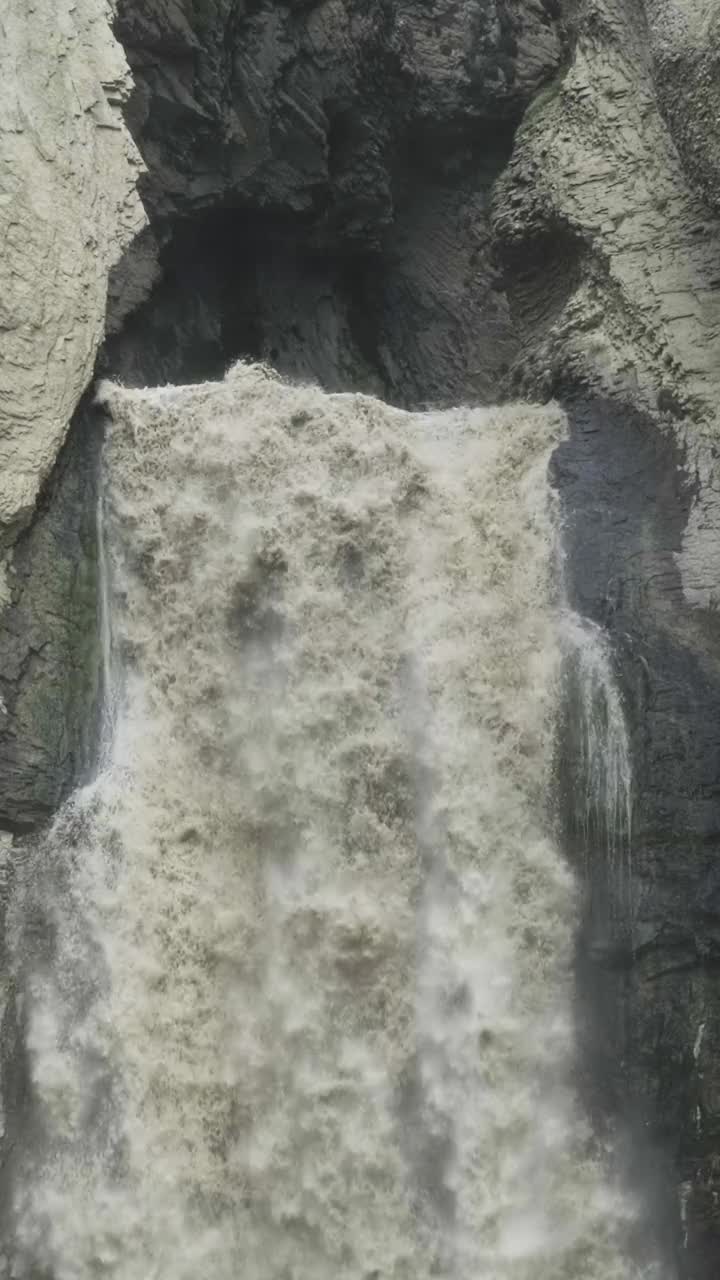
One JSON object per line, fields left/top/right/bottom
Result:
{"left": 492, "top": 2, "right": 720, "bottom": 1274}
{"left": 108, "top": 0, "right": 564, "bottom": 402}
{"left": 0, "top": 0, "right": 145, "bottom": 533}
{"left": 0, "top": 0, "right": 146, "bottom": 829}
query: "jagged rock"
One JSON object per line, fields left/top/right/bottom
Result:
{"left": 492, "top": 2, "right": 720, "bottom": 1273}
{"left": 0, "top": 0, "right": 145, "bottom": 536}
{"left": 0, "top": 0, "right": 145, "bottom": 829}
{"left": 117, "top": 0, "right": 564, "bottom": 224}
{"left": 0, "top": 411, "right": 103, "bottom": 833}
{"left": 108, "top": 0, "right": 564, "bottom": 402}
{"left": 646, "top": 1, "right": 720, "bottom": 218}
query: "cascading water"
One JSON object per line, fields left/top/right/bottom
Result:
{"left": 1, "top": 364, "right": 660, "bottom": 1279}
{"left": 560, "top": 612, "right": 634, "bottom": 931}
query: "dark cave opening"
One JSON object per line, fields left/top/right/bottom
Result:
{"left": 99, "top": 97, "right": 522, "bottom": 407}
{"left": 100, "top": 204, "right": 391, "bottom": 396}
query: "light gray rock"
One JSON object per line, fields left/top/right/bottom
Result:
{"left": 0, "top": 0, "right": 145, "bottom": 829}
{"left": 646, "top": 1, "right": 720, "bottom": 216}
{"left": 493, "top": 2, "right": 720, "bottom": 1272}
{"left": 0, "top": 0, "right": 145, "bottom": 536}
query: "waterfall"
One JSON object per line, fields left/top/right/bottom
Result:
{"left": 2, "top": 364, "right": 660, "bottom": 1279}
{"left": 96, "top": 485, "right": 118, "bottom": 762}
{"left": 560, "top": 611, "right": 634, "bottom": 929}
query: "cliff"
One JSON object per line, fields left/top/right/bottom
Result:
{"left": 3, "top": 0, "right": 720, "bottom": 1272}
{"left": 0, "top": 0, "right": 145, "bottom": 828}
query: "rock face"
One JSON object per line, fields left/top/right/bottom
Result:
{"left": 0, "top": 0, "right": 145, "bottom": 828}
{"left": 491, "top": 5, "right": 720, "bottom": 1273}
{"left": 0, "top": 0, "right": 144, "bottom": 533}
{"left": 5, "top": 0, "right": 720, "bottom": 1273}
{"left": 108, "top": 0, "right": 564, "bottom": 400}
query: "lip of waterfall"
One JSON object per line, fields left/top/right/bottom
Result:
{"left": 560, "top": 609, "right": 634, "bottom": 927}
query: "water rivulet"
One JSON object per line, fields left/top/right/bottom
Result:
{"left": 3, "top": 365, "right": 659, "bottom": 1278}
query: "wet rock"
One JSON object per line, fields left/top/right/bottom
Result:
{"left": 0, "top": 0, "right": 144, "bottom": 538}
{"left": 0, "top": 410, "right": 103, "bottom": 832}
{"left": 492, "top": 0, "right": 720, "bottom": 1267}
{"left": 106, "top": 0, "right": 565, "bottom": 401}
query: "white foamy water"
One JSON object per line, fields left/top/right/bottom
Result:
{"left": 3, "top": 365, "right": 657, "bottom": 1278}
{"left": 560, "top": 611, "right": 634, "bottom": 925}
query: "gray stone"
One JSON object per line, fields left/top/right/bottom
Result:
{"left": 0, "top": 0, "right": 144, "bottom": 831}
{"left": 0, "top": 410, "right": 103, "bottom": 833}
{"left": 492, "top": 0, "right": 720, "bottom": 1270}
{"left": 107, "top": 0, "right": 565, "bottom": 400}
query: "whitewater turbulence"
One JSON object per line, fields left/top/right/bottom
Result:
{"left": 3, "top": 364, "right": 654, "bottom": 1278}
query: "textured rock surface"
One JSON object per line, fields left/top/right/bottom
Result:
{"left": 108, "top": 0, "right": 564, "bottom": 402}
{"left": 647, "top": 1, "right": 720, "bottom": 218}
{"left": 491, "top": 2, "right": 720, "bottom": 1274}
{"left": 117, "top": 0, "right": 564, "bottom": 222}
{"left": 0, "top": 0, "right": 145, "bottom": 532}
{"left": 0, "top": 411, "right": 103, "bottom": 832}
{"left": 0, "top": 0, "right": 145, "bottom": 828}
{"left": 554, "top": 398, "right": 720, "bottom": 1279}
